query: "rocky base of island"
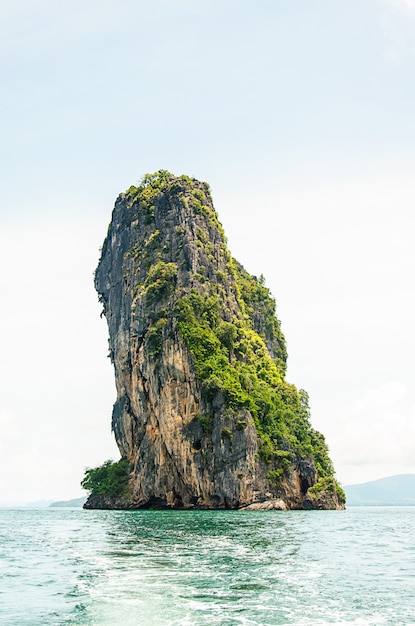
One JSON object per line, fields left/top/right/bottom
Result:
{"left": 83, "top": 492, "right": 344, "bottom": 511}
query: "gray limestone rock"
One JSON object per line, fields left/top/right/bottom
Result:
{"left": 85, "top": 172, "right": 344, "bottom": 511}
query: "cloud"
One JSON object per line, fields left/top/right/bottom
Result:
{"left": 328, "top": 382, "right": 415, "bottom": 484}
{"left": 0, "top": 407, "right": 14, "bottom": 425}
{"left": 383, "top": 0, "right": 415, "bottom": 14}
{"left": 0, "top": 408, "right": 20, "bottom": 453}
{"left": 380, "top": 0, "right": 415, "bottom": 62}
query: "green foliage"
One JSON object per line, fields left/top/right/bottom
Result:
{"left": 126, "top": 170, "right": 174, "bottom": 223}
{"left": 216, "top": 270, "right": 226, "bottom": 283}
{"left": 179, "top": 174, "right": 194, "bottom": 186}
{"left": 176, "top": 287, "right": 336, "bottom": 481}
{"left": 140, "top": 169, "right": 173, "bottom": 187}
{"left": 144, "top": 261, "right": 178, "bottom": 305}
{"left": 81, "top": 459, "right": 132, "bottom": 498}
{"left": 123, "top": 170, "right": 338, "bottom": 490}
{"left": 146, "top": 317, "right": 167, "bottom": 358}
{"left": 125, "top": 172, "right": 221, "bottom": 250}
{"left": 196, "top": 227, "right": 207, "bottom": 243}
{"left": 176, "top": 289, "right": 281, "bottom": 419}
{"left": 308, "top": 427, "right": 334, "bottom": 479}
{"left": 233, "top": 263, "right": 287, "bottom": 375}
{"left": 145, "top": 229, "right": 161, "bottom": 251}
{"left": 266, "top": 468, "right": 284, "bottom": 484}
{"left": 198, "top": 414, "right": 213, "bottom": 434}
{"left": 308, "top": 476, "right": 346, "bottom": 502}
{"left": 191, "top": 187, "right": 221, "bottom": 229}
{"left": 260, "top": 442, "right": 292, "bottom": 465}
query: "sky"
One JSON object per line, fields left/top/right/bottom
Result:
{"left": 1, "top": 0, "right": 414, "bottom": 503}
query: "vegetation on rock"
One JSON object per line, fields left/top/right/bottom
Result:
{"left": 81, "top": 459, "right": 131, "bottom": 499}
{"left": 87, "top": 170, "right": 344, "bottom": 508}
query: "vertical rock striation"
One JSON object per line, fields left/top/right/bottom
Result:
{"left": 87, "top": 171, "right": 344, "bottom": 510}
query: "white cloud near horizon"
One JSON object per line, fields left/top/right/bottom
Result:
{"left": 327, "top": 382, "right": 415, "bottom": 485}
{"left": 384, "top": 0, "right": 415, "bottom": 13}
{"left": 381, "top": 0, "right": 415, "bottom": 61}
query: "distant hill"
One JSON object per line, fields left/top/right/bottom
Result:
{"left": 344, "top": 474, "right": 415, "bottom": 506}
{"left": 0, "top": 500, "right": 53, "bottom": 509}
{"left": 50, "top": 497, "right": 87, "bottom": 508}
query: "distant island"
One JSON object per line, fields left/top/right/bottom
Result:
{"left": 50, "top": 497, "right": 87, "bottom": 508}
{"left": 344, "top": 474, "right": 415, "bottom": 506}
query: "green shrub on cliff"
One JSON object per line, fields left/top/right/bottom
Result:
{"left": 123, "top": 171, "right": 342, "bottom": 497}
{"left": 176, "top": 290, "right": 309, "bottom": 456}
{"left": 144, "top": 261, "right": 178, "bottom": 305}
{"left": 307, "top": 476, "right": 346, "bottom": 502}
{"left": 81, "top": 458, "right": 131, "bottom": 498}
{"left": 175, "top": 284, "right": 339, "bottom": 490}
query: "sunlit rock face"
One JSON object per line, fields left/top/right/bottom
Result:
{"left": 89, "top": 171, "right": 344, "bottom": 510}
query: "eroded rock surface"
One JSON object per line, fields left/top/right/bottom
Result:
{"left": 86, "top": 171, "right": 345, "bottom": 510}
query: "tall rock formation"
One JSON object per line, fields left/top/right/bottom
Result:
{"left": 86, "top": 170, "right": 344, "bottom": 510}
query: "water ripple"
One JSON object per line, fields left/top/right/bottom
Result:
{"left": 0, "top": 507, "right": 414, "bottom": 624}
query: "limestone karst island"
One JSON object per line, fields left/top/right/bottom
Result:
{"left": 82, "top": 170, "right": 345, "bottom": 511}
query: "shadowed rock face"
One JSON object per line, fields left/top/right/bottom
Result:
{"left": 89, "top": 172, "right": 344, "bottom": 510}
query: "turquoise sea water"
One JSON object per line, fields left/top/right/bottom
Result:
{"left": 0, "top": 507, "right": 414, "bottom": 625}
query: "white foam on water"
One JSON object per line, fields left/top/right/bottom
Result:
{"left": 1, "top": 508, "right": 415, "bottom": 625}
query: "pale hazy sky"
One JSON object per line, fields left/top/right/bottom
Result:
{"left": 1, "top": 0, "right": 414, "bottom": 502}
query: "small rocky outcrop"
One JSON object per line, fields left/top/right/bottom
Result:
{"left": 85, "top": 170, "right": 345, "bottom": 510}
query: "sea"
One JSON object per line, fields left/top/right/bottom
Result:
{"left": 0, "top": 507, "right": 414, "bottom": 626}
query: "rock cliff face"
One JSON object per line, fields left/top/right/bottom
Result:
{"left": 87, "top": 171, "right": 344, "bottom": 510}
